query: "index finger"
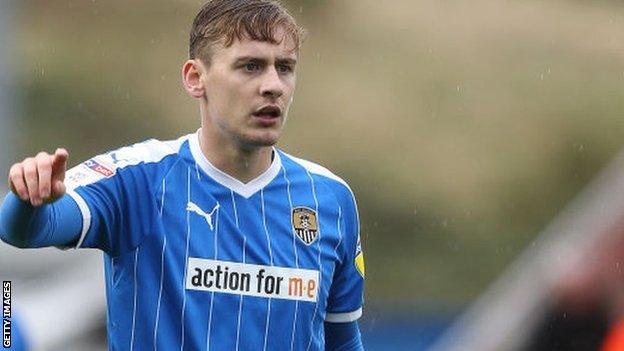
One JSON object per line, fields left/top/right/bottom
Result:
{"left": 51, "top": 148, "right": 69, "bottom": 181}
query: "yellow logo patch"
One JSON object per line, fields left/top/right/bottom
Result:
{"left": 355, "top": 235, "right": 365, "bottom": 278}
{"left": 355, "top": 252, "right": 365, "bottom": 278}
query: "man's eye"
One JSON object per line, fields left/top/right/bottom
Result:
{"left": 244, "top": 63, "right": 260, "bottom": 72}
{"left": 277, "top": 64, "right": 293, "bottom": 74}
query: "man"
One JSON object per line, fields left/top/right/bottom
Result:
{"left": 0, "top": 1, "right": 365, "bottom": 350}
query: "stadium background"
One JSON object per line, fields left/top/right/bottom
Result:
{"left": 2, "top": 0, "right": 624, "bottom": 349}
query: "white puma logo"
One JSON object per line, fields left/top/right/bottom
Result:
{"left": 187, "top": 201, "right": 220, "bottom": 231}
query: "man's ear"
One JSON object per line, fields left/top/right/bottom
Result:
{"left": 182, "top": 59, "right": 206, "bottom": 99}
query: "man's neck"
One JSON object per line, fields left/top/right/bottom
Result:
{"left": 198, "top": 128, "right": 273, "bottom": 184}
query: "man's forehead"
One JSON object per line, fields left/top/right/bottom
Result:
{"left": 223, "top": 36, "right": 298, "bottom": 61}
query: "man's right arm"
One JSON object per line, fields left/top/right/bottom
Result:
{"left": 0, "top": 192, "right": 82, "bottom": 248}
{"left": 0, "top": 149, "right": 82, "bottom": 248}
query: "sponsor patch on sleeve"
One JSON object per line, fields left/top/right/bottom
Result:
{"left": 65, "top": 156, "right": 116, "bottom": 189}
{"left": 83, "top": 158, "right": 115, "bottom": 177}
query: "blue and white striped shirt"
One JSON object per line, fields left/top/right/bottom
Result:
{"left": 64, "top": 131, "right": 364, "bottom": 350}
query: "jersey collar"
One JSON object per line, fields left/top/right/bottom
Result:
{"left": 188, "top": 131, "right": 282, "bottom": 199}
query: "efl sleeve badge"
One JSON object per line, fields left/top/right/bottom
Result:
{"left": 355, "top": 236, "right": 365, "bottom": 278}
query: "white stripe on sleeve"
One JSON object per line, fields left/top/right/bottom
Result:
{"left": 66, "top": 190, "right": 91, "bottom": 249}
{"left": 325, "top": 308, "right": 363, "bottom": 323}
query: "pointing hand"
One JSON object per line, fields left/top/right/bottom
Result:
{"left": 8, "top": 148, "right": 69, "bottom": 206}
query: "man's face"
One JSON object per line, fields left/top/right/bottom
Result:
{"left": 200, "top": 30, "right": 297, "bottom": 150}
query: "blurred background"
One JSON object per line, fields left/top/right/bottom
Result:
{"left": 2, "top": 0, "right": 624, "bottom": 350}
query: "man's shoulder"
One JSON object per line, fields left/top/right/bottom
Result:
{"left": 90, "top": 136, "right": 187, "bottom": 171}
{"left": 278, "top": 150, "right": 355, "bottom": 197}
{"left": 66, "top": 134, "right": 191, "bottom": 188}
{"left": 102, "top": 134, "right": 190, "bottom": 170}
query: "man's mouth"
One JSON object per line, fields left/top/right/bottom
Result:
{"left": 252, "top": 105, "right": 282, "bottom": 119}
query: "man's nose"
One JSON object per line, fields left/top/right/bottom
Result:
{"left": 260, "top": 67, "right": 284, "bottom": 99}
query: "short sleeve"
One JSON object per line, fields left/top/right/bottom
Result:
{"left": 326, "top": 185, "right": 365, "bottom": 323}
{"left": 65, "top": 141, "right": 168, "bottom": 256}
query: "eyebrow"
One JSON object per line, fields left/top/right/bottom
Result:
{"left": 233, "top": 56, "right": 298, "bottom": 66}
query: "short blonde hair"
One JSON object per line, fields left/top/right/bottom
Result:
{"left": 189, "top": 0, "right": 305, "bottom": 64}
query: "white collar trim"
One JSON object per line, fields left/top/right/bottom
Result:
{"left": 189, "top": 131, "right": 282, "bottom": 198}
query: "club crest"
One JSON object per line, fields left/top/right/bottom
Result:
{"left": 292, "top": 207, "right": 319, "bottom": 245}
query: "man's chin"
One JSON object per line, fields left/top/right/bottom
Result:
{"left": 239, "top": 131, "right": 281, "bottom": 149}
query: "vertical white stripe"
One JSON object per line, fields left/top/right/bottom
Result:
{"left": 154, "top": 235, "right": 167, "bottom": 350}
{"left": 154, "top": 178, "right": 167, "bottom": 350}
{"left": 235, "top": 236, "right": 246, "bottom": 351}
{"left": 260, "top": 189, "right": 275, "bottom": 264}
{"left": 324, "top": 207, "right": 344, "bottom": 296}
{"left": 281, "top": 166, "right": 300, "bottom": 351}
{"left": 261, "top": 189, "right": 274, "bottom": 351}
{"left": 263, "top": 299, "right": 273, "bottom": 351}
{"left": 194, "top": 162, "right": 201, "bottom": 180}
{"left": 111, "top": 257, "right": 116, "bottom": 287}
{"left": 205, "top": 206, "right": 220, "bottom": 351}
{"left": 334, "top": 207, "right": 344, "bottom": 260}
{"left": 305, "top": 171, "right": 322, "bottom": 351}
{"left": 159, "top": 178, "right": 166, "bottom": 216}
{"left": 215, "top": 208, "right": 220, "bottom": 259}
{"left": 180, "top": 168, "right": 192, "bottom": 351}
{"left": 232, "top": 191, "right": 245, "bottom": 351}
{"left": 130, "top": 247, "right": 139, "bottom": 351}
{"left": 230, "top": 190, "right": 239, "bottom": 228}
{"left": 282, "top": 166, "right": 298, "bottom": 266}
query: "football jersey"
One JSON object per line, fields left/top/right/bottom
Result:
{"left": 64, "top": 131, "right": 364, "bottom": 351}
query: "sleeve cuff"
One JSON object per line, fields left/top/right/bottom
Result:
{"left": 66, "top": 190, "right": 91, "bottom": 249}
{"left": 325, "top": 307, "right": 362, "bottom": 323}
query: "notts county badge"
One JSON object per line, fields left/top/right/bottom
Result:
{"left": 292, "top": 207, "right": 319, "bottom": 245}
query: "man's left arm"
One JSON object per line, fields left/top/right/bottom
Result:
{"left": 325, "top": 183, "right": 365, "bottom": 350}
{"left": 325, "top": 321, "right": 363, "bottom": 351}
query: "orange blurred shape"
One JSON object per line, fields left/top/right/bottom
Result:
{"left": 602, "top": 319, "right": 624, "bottom": 351}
